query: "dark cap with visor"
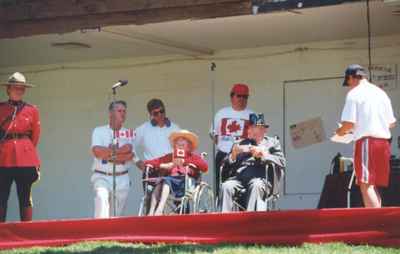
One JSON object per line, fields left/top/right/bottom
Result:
{"left": 342, "top": 64, "right": 368, "bottom": 87}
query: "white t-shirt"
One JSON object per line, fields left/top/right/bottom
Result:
{"left": 341, "top": 79, "right": 396, "bottom": 141}
{"left": 212, "top": 106, "right": 254, "bottom": 153}
{"left": 134, "top": 121, "right": 180, "bottom": 160}
{"left": 91, "top": 125, "right": 135, "bottom": 173}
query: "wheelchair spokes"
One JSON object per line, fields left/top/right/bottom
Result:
{"left": 193, "top": 183, "right": 215, "bottom": 213}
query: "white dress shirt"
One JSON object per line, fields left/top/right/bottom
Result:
{"left": 134, "top": 121, "right": 180, "bottom": 160}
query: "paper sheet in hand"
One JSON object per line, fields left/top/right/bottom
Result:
{"left": 330, "top": 133, "right": 354, "bottom": 144}
{"left": 238, "top": 145, "right": 252, "bottom": 152}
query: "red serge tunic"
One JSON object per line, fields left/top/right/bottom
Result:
{"left": 0, "top": 101, "right": 41, "bottom": 168}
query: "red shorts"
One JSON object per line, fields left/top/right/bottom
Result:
{"left": 354, "top": 137, "right": 391, "bottom": 187}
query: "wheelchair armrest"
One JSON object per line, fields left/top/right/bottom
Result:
{"left": 266, "top": 164, "right": 285, "bottom": 197}
{"left": 219, "top": 155, "right": 238, "bottom": 183}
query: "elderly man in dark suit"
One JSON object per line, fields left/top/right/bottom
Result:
{"left": 220, "top": 113, "right": 286, "bottom": 212}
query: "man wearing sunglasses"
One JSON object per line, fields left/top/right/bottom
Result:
{"left": 211, "top": 83, "right": 254, "bottom": 196}
{"left": 134, "top": 99, "right": 180, "bottom": 215}
{"left": 134, "top": 98, "right": 180, "bottom": 168}
{"left": 336, "top": 64, "right": 396, "bottom": 208}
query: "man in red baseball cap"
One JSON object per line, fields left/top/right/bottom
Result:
{"left": 230, "top": 83, "right": 249, "bottom": 110}
{"left": 210, "top": 83, "right": 254, "bottom": 196}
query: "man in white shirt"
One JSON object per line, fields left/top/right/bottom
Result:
{"left": 211, "top": 83, "right": 254, "bottom": 195}
{"left": 91, "top": 101, "right": 135, "bottom": 218}
{"left": 336, "top": 64, "right": 396, "bottom": 208}
{"left": 134, "top": 99, "right": 180, "bottom": 214}
{"left": 134, "top": 99, "right": 180, "bottom": 164}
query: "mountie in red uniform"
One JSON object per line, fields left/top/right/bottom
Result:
{"left": 0, "top": 100, "right": 41, "bottom": 222}
{"left": 0, "top": 100, "right": 41, "bottom": 167}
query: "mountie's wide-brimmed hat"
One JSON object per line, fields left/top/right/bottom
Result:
{"left": 249, "top": 113, "right": 269, "bottom": 128}
{"left": 169, "top": 130, "right": 199, "bottom": 150}
{"left": 1, "top": 72, "right": 34, "bottom": 88}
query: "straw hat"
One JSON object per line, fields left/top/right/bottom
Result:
{"left": 169, "top": 130, "right": 199, "bottom": 150}
{"left": 1, "top": 72, "right": 34, "bottom": 88}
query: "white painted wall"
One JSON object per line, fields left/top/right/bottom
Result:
{"left": 1, "top": 34, "right": 399, "bottom": 221}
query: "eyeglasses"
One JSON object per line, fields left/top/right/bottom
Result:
{"left": 151, "top": 108, "right": 165, "bottom": 116}
{"left": 235, "top": 94, "right": 249, "bottom": 99}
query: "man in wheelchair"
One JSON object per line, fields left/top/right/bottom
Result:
{"left": 143, "top": 130, "right": 208, "bottom": 215}
{"left": 220, "top": 113, "right": 286, "bottom": 212}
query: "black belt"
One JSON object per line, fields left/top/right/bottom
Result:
{"left": 4, "top": 133, "right": 31, "bottom": 140}
{"left": 94, "top": 170, "right": 128, "bottom": 176}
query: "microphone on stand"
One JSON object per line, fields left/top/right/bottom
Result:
{"left": 112, "top": 80, "right": 128, "bottom": 89}
{"left": 109, "top": 79, "right": 128, "bottom": 216}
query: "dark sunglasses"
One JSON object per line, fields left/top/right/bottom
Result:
{"left": 235, "top": 94, "right": 249, "bottom": 99}
{"left": 151, "top": 108, "right": 165, "bottom": 116}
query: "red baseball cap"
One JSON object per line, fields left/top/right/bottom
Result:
{"left": 230, "top": 83, "right": 249, "bottom": 95}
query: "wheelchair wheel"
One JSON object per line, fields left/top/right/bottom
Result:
{"left": 163, "top": 196, "right": 178, "bottom": 215}
{"left": 162, "top": 195, "right": 193, "bottom": 215}
{"left": 193, "top": 182, "right": 215, "bottom": 213}
{"left": 138, "top": 197, "right": 148, "bottom": 216}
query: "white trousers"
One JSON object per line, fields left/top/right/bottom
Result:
{"left": 91, "top": 173, "right": 130, "bottom": 218}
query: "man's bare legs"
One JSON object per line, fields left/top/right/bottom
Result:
{"left": 359, "top": 183, "right": 381, "bottom": 208}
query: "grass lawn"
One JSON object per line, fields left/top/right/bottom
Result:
{"left": 0, "top": 242, "right": 399, "bottom": 254}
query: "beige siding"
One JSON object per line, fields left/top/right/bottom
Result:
{"left": 0, "top": 34, "right": 399, "bottom": 221}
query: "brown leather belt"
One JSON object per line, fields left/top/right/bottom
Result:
{"left": 4, "top": 133, "right": 31, "bottom": 140}
{"left": 94, "top": 170, "right": 128, "bottom": 176}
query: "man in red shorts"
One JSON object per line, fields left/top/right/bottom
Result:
{"left": 336, "top": 64, "right": 396, "bottom": 208}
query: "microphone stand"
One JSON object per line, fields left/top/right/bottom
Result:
{"left": 111, "top": 87, "right": 118, "bottom": 217}
{"left": 209, "top": 62, "right": 217, "bottom": 198}
{"left": 109, "top": 80, "right": 127, "bottom": 217}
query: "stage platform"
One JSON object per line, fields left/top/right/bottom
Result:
{"left": 1, "top": 207, "right": 400, "bottom": 250}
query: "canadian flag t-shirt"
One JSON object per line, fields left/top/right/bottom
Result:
{"left": 212, "top": 106, "right": 254, "bottom": 153}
